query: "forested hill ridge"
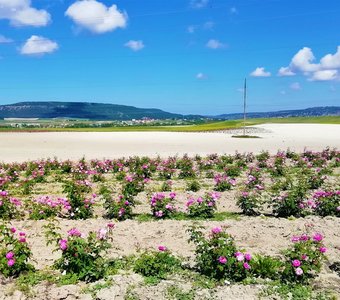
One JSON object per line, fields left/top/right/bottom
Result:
{"left": 0, "top": 102, "right": 339, "bottom": 120}
{"left": 215, "top": 106, "right": 340, "bottom": 120}
{"left": 0, "top": 102, "right": 198, "bottom": 120}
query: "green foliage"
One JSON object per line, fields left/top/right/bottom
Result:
{"left": 187, "top": 225, "right": 252, "bottom": 282}
{"left": 281, "top": 233, "right": 327, "bottom": 283}
{"left": 262, "top": 282, "right": 336, "bottom": 300}
{"left": 186, "top": 193, "right": 219, "bottom": 218}
{"left": 237, "top": 191, "right": 262, "bottom": 216}
{"left": 160, "top": 180, "right": 172, "bottom": 192}
{"left": 104, "top": 196, "right": 133, "bottom": 220}
{"left": 272, "top": 182, "right": 308, "bottom": 217}
{"left": 251, "top": 255, "right": 283, "bottom": 279}
{"left": 0, "top": 192, "right": 21, "bottom": 220}
{"left": 133, "top": 248, "right": 181, "bottom": 283}
{"left": 62, "top": 180, "right": 94, "bottom": 219}
{"left": 166, "top": 285, "right": 195, "bottom": 300}
{"left": 0, "top": 223, "right": 34, "bottom": 277}
{"left": 186, "top": 180, "right": 201, "bottom": 192}
{"left": 53, "top": 224, "right": 114, "bottom": 282}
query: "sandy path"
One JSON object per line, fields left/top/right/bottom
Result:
{"left": 0, "top": 124, "right": 339, "bottom": 162}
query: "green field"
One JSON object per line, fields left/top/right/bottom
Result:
{"left": 0, "top": 116, "right": 339, "bottom": 132}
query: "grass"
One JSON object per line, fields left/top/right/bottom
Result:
{"left": 232, "top": 135, "right": 261, "bottom": 138}
{"left": 0, "top": 116, "right": 339, "bottom": 132}
{"left": 135, "top": 211, "right": 241, "bottom": 222}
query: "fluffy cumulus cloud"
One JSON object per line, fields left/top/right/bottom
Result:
{"left": 196, "top": 72, "right": 207, "bottom": 80}
{"left": 250, "top": 67, "right": 271, "bottom": 77}
{"left": 124, "top": 40, "right": 144, "bottom": 51}
{"left": 0, "top": 0, "right": 50, "bottom": 27}
{"left": 278, "top": 46, "right": 340, "bottom": 81}
{"left": 290, "top": 82, "right": 301, "bottom": 90}
{"left": 0, "top": 35, "right": 12, "bottom": 43}
{"left": 278, "top": 66, "right": 295, "bottom": 76}
{"left": 65, "top": 0, "right": 127, "bottom": 34}
{"left": 20, "top": 35, "right": 58, "bottom": 55}
{"left": 206, "top": 39, "right": 226, "bottom": 49}
{"left": 190, "top": 0, "right": 209, "bottom": 9}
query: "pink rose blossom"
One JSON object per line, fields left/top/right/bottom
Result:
{"left": 7, "top": 259, "right": 15, "bottom": 267}
{"left": 6, "top": 251, "right": 14, "bottom": 259}
{"left": 244, "top": 253, "right": 252, "bottom": 261}
{"left": 158, "top": 245, "right": 167, "bottom": 252}
{"left": 319, "top": 247, "right": 327, "bottom": 253}
{"left": 211, "top": 227, "right": 222, "bottom": 234}
{"left": 67, "top": 228, "right": 82, "bottom": 237}
{"left": 313, "top": 233, "right": 323, "bottom": 242}
{"left": 59, "top": 239, "right": 68, "bottom": 251}
{"left": 292, "top": 259, "right": 301, "bottom": 267}
{"left": 295, "top": 267, "right": 303, "bottom": 276}
{"left": 243, "top": 262, "right": 251, "bottom": 270}
{"left": 235, "top": 252, "right": 244, "bottom": 261}
{"left": 218, "top": 256, "right": 227, "bottom": 264}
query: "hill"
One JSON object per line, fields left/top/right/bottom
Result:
{"left": 0, "top": 102, "right": 193, "bottom": 120}
{"left": 214, "top": 106, "right": 340, "bottom": 120}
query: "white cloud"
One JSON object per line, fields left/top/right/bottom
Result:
{"left": 320, "top": 46, "right": 340, "bottom": 69}
{"left": 278, "top": 46, "right": 340, "bottom": 81}
{"left": 278, "top": 66, "right": 295, "bottom": 76}
{"left": 0, "top": 35, "right": 12, "bottom": 43}
{"left": 0, "top": 0, "right": 50, "bottom": 27}
{"left": 190, "top": 0, "right": 209, "bottom": 9}
{"left": 124, "top": 40, "right": 144, "bottom": 51}
{"left": 203, "top": 21, "right": 214, "bottom": 30}
{"left": 309, "top": 70, "right": 338, "bottom": 81}
{"left": 250, "top": 67, "right": 271, "bottom": 77}
{"left": 290, "top": 82, "right": 301, "bottom": 90}
{"left": 20, "top": 35, "right": 58, "bottom": 55}
{"left": 187, "top": 25, "right": 196, "bottom": 33}
{"left": 65, "top": 0, "right": 127, "bottom": 34}
{"left": 196, "top": 72, "right": 207, "bottom": 80}
{"left": 206, "top": 39, "right": 226, "bottom": 49}
{"left": 290, "top": 47, "right": 320, "bottom": 73}
{"left": 230, "top": 7, "right": 238, "bottom": 14}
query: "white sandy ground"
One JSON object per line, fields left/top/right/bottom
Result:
{"left": 0, "top": 123, "right": 339, "bottom": 162}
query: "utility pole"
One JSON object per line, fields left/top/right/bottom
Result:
{"left": 243, "top": 78, "right": 247, "bottom": 136}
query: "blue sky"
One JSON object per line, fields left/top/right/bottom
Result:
{"left": 0, "top": 0, "right": 339, "bottom": 115}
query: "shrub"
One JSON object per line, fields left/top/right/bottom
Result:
{"left": 251, "top": 255, "right": 283, "bottom": 279}
{"left": 27, "top": 196, "right": 70, "bottom": 220}
{"left": 121, "top": 174, "right": 146, "bottom": 201}
{"left": 52, "top": 224, "right": 114, "bottom": 282}
{"left": 186, "top": 180, "right": 201, "bottom": 192}
{"left": 62, "top": 180, "right": 94, "bottom": 219}
{"left": 314, "top": 190, "right": 340, "bottom": 217}
{"left": 160, "top": 180, "right": 172, "bottom": 192}
{"left": 272, "top": 183, "right": 308, "bottom": 217}
{"left": 214, "top": 174, "right": 236, "bottom": 192}
{"left": 224, "top": 165, "right": 242, "bottom": 177}
{"left": 186, "top": 192, "right": 220, "bottom": 218}
{"left": 0, "top": 191, "right": 21, "bottom": 220}
{"left": 281, "top": 233, "right": 327, "bottom": 283}
{"left": 150, "top": 192, "right": 177, "bottom": 219}
{"left": 0, "top": 224, "right": 34, "bottom": 277}
{"left": 105, "top": 195, "right": 133, "bottom": 220}
{"left": 188, "top": 226, "right": 252, "bottom": 281}
{"left": 177, "top": 156, "right": 196, "bottom": 179}
{"left": 133, "top": 246, "right": 181, "bottom": 281}
{"left": 237, "top": 191, "right": 262, "bottom": 216}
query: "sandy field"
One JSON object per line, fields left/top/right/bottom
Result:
{"left": 0, "top": 124, "right": 339, "bottom": 162}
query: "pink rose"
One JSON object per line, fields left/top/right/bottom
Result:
{"left": 218, "top": 256, "right": 227, "bottom": 264}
